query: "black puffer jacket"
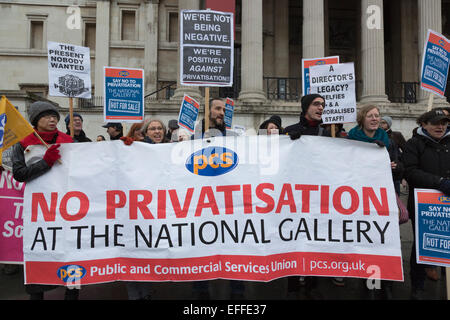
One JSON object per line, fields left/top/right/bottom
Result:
{"left": 403, "top": 128, "right": 450, "bottom": 216}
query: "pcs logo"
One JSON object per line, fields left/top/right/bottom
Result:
{"left": 186, "top": 146, "right": 238, "bottom": 176}
{"left": 438, "top": 39, "right": 445, "bottom": 47}
{"left": 118, "top": 70, "right": 130, "bottom": 77}
{"left": 438, "top": 196, "right": 450, "bottom": 203}
{"left": 315, "top": 60, "right": 326, "bottom": 65}
{"left": 57, "top": 265, "right": 86, "bottom": 283}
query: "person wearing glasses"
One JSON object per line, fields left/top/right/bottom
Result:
{"left": 11, "top": 101, "right": 77, "bottom": 300}
{"left": 284, "top": 94, "right": 329, "bottom": 139}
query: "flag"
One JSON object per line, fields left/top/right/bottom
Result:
{"left": 0, "top": 96, "right": 35, "bottom": 166}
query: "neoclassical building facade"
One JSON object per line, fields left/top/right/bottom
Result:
{"left": 1, "top": 0, "right": 449, "bottom": 139}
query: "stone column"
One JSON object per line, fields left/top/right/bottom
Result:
{"left": 238, "top": 0, "right": 266, "bottom": 104}
{"left": 94, "top": 0, "right": 110, "bottom": 96}
{"left": 144, "top": 0, "right": 159, "bottom": 98}
{"left": 172, "top": 0, "right": 201, "bottom": 101}
{"left": 302, "top": 0, "right": 325, "bottom": 58}
{"left": 360, "top": 0, "right": 389, "bottom": 103}
{"left": 417, "top": 0, "right": 444, "bottom": 102}
{"left": 274, "top": 0, "right": 289, "bottom": 77}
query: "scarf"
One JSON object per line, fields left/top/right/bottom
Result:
{"left": 20, "top": 129, "right": 73, "bottom": 149}
{"left": 348, "top": 126, "right": 390, "bottom": 148}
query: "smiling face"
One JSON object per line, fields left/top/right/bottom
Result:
{"left": 304, "top": 97, "right": 325, "bottom": 122}
{"left": 422, "top": 120, "right": 449, "bottom": 140}
{"left": 363, "top": 107, "right": 381, "bottom": 136}
{"left": 146, "top": 120, "right": 165, "bottom": 143}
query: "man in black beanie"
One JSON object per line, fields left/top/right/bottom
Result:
{"left": 284, "top": 93, "right": 329, "bottom": 138}
{"left": 284, "top": 93, "right": 330, "bottom": 298}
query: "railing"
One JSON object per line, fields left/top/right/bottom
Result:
{"left": 78, "top": 96, "right": 103, "bottom": 108}
{"left": 386, "top": 81, "right": 420, "bottom": 103}
{"left": 145, "top": 82, "right": 177, "bottom": 100}
{"left": 264, "top": 77, "right": 300, "bottom": 101}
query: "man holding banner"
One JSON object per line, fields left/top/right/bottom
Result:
{"left": 193, "top": 97, "right": 238, "bottom": 139}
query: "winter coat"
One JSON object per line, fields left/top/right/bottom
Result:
{"left": 403, "top": 128, "right": 450, "bottom": 216}
{"left": 283, "top": 114, "right": 329, "bottom": 137}
{"left": 12, "top": 129, "right": 73, "bottom": 182}
{"left": 66, "top": 129, "right": 92, "bottom": 143}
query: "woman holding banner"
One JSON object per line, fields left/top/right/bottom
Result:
{"left": 402, "top": 109, "right": 450, "bottom": 299}
{"left": 348, "top": 104, "right": 404, "bottom": 299}
{"left": 11, "top": 101, "right": 78, "bottom": 300}
{"left": 142, "top": 119, "right": 170, "bottom": 144}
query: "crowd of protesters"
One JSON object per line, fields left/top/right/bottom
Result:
{"left": 1, "top": 94, "right": 449, "bottom": 300}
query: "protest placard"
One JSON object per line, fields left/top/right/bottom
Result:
{"left": 23, "top": 136, "right": 403, "bottom": 285}
{"left": 0, "top": 170, "right": 24, "bottom": 264}
{"left": 414, "top": 189, "right": 450, "bottom": 267}
{"left": 302, "top": 56, "right": 339, "bottom": 96}
{"left": 180, "top": 10, "right": 234, "bottom": 87}
{"left": 309, "top": 62, "right": 356, "bottom": 124}
{"left": 177, "top": 95, "right": 200, "bottom": 133}
{"left": 420, "top": 30, "right": 450, "bottom": 98}
{"left": 48, "top": 41, "right": 91, "bottom": 98}
{"left": 104, "top": 67, "right": 144, "bottom": 123}
{"left": 224, "top": 98, "right": 234, "bottom": 129}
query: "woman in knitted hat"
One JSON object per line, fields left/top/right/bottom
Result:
{"left": 258, "top": 115, "right": 283, "bottom": 135}
{"left": 11, "top": 101, "right": 77, "bottom": 300}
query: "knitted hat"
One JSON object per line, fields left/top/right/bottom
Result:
{"left": 259, "top": 115, "right": 282, "bottom": 130}
{"left": 301, "top": 94, "right": 325, "bottom": 114}
{"left": 381, "top": 116, "right": 392, "bottom": 129}
{"left": 65, "top": 113, "right": 83, "bottom": 125}
{"left": 28, "top": 101, "right": 60, "bottom": 127}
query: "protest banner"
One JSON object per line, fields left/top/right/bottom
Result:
{"left": 0, "top": 170, "right": 25, "bottom": 264}
{"left": 23, "top": 136, "right": 403, "bottom": 286}
{"left": 180, "top": 10, "right": 234, "bottom": 87}
{"left": 224, "top": 98, "right": 234, "bottom": 129}
{"left": 302, "top": 56, "right": 339, "bottom": 96}
{"left": 104, "top": 67, "right": 145, "bottom": 123}
{"left": 420, "top": 30, "right": 450, "bottom": 101}
{"left": 309, "top": 62, "right": 357, "bottom": 125}
{"left": 414, "top": 189, "right": 450, "bottom": 267}
{"left": 178, "top": 95, "right": 200, "bottom": 133}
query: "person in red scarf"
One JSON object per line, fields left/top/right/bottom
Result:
{"left": 12, "top": 101, "right": 73, "bottom": 182}
{"left": 11, "top": 101, "right": 76, "bottom": 300}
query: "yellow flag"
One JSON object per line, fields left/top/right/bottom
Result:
{"left": 0, "top": 96, "right": 35, "bottom": 166}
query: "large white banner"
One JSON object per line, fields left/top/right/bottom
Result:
{"left": 23, "top": 136, "right": 403, "bottom": 285}
{"left": 48, "top": 41, "right": 91, "bottom": 98}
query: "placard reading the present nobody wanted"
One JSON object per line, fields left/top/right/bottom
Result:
{"left": 180, "top": 10, "right": 234, "bottom": 87}
{"left": 48, "top": 41, "right": 91, "bottom": 98}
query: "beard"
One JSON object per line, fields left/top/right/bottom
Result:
{"left": 210, "top": 116, "right": 226, "bottom": 131}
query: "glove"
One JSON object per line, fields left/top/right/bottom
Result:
{"left": 373, "top": 140, "right": 385, "bottom": 148}
{"left": 120, "top": 136, "right": 134, "bottom": 146}
{"left": 439, "top": 178, "right": 450, "bottom": 196}
{"left": 288, "top": 131, "right": 302, "bottom": 140}
{"left": 43, "top": 144, "right": 61, "bottom": 167}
